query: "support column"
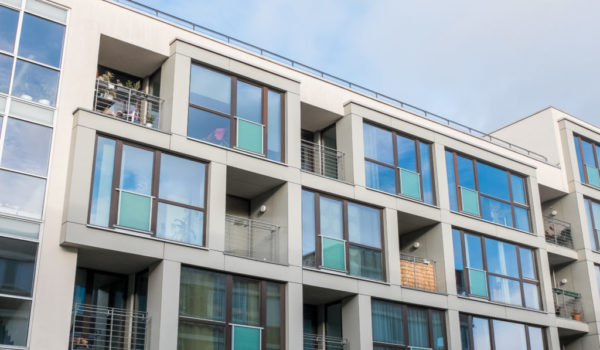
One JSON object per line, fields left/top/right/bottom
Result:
{"left": 147, "top": 260, "right": 181, "bottom": 350}
{"left": 342, "top": 294, "right": 372, "bottom": 350}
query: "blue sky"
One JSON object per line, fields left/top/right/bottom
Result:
{"left": 142, "top": 0, "right": 600, "bottom": 131}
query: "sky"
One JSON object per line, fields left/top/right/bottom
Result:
{"left": 142, "top": 0, "right": 600, "bottom": 132}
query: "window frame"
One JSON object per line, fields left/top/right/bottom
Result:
{"left": 87, "top": 135, "right": 209, "bottom": 246}
{"left": 178, "top": 266, "right": 286, "bottom": 350}
{"left": 460, "top": 314, "right": 547, "bottom": 350}
{"left": 187, "top": 62, "right": 285, "bottom": 162}
{"left": 453, "top": 228, "right": 541, "bottom": 310}
{"left": 363, "top": 121, "right": 436, "bottom": 204}
{"left": 574, "top": 133, "right": 600, "bottom": 187}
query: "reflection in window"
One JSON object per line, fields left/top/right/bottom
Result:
{"left": 0, "top": 170, "right": 46, "bottom": 219}
{"left": 460, "top": 314, "right": 545, "bottom": 350}
{"left": 1, "top": 117, "right": 52, "bottom": 176}
{"left": 188, "top": 107, "right": 230, "bottom": 147}
{"left": 0, "top": 53, "right": 12, "bottom": 94}
{"left": 18, "top": 13, "right": 65, "bottom": 68}
{"left": 0, "top": 5, "right": 19, "bottom": 52}
{"left": 585, "top": 198, "right": 600, "bottom": 251}
{"left": 573, "top": 134, "right": 600, "bottom": 188}
{"left": 12, "top": 59, "right": 59, "bottom": 106}
{"left": 0, "top": 236, "right": 37, "bottom": 296}
{"left": 0, "top": 297, "right": 32, "bottom": 347}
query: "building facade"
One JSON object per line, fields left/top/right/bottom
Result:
{"left": 0, "top": 0, "right": 599, "bottom": 349}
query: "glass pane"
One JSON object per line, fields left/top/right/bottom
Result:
{"left": 156, "top": 203, "right": 204, "bottom": 246}
{"left": 0, "top": 216, "right": 39, "bottom": 239}
{"left": 8, "top": 98, "right": 54, "bottom": 125}
{"left": 0, "top": 170, "right": 45, "bottom": 219}
{"left": 232, "top": 278, "right": 260, "bottom": 326}
{"left": 480, "top": 196, "right": 512, "bottom": 226}
{"left": 476, "top": 162, "right": 509, "bottom": 201}
{"left": 472, "top": 317, "right": 491, "bottom": 350}
{"left": 232, "top": 325, "right": 260, "bottom": 350}
{"left": 25, "top": 0, "right": 67, "bottom": 24}
{"left": 420, "top": 142, "right": 434, "bottom": 205}
{"left": 347, "top": 202, "right": 381, "bottom": 247}
{"left": 90, "top": 137, "right": 115, "bottom": 227}
{"left": 586, "top": 165, "right": 600, "bottom": 187}
{"left": 484, "top": 239, "right": 518, "bottom": 278}
{"left": 236, "top": 81, "right": 262, "bottom": 123}
{"left": 468, "top": 269, "right": 488, "bottom": 297}
{"left": 322, "top": 237, "right": 345, "bottom": 271}
{"left": 0, "top": 236, "right": 36, "bottom": 296}
{"left": 0, "top": 297, "right": 31, "bottom": 347}
{"left": 159, "top": 154, "right": 205, "bottom": 208}
{"left": 492, "top": 320, "right": 527, "bottom": 350}
{"left": 528, "top": 327, "right": 544, "bottom": 350}
{"left": 464, "top": 234, "right": 483, "bottom": 270}
{"left": 188, "top": 106, "right": 230, "bottom": 147}
{"left": 407, "top": 307, "right": 429, "bottom": 348}
{"left": 118, "top": 192, "right": 151, "bottom": 231}
{"left": 120, "top": 145, "right": 153, "bottom": 195}
{"left": 190, "top": 64, "right": 231, "bottom": 114}
{"left": 18, "top": 13, "right": 65, "bottom": 67}
{"left": 371, "top": 299, "right": 403, "bottom": 345}
{"left": 265, "top": 283, "right": 281, "bottom": 350}
{"left": 452, "top": 230, "right": 466, "bottom": 295}
{"left": 349, "top": 245, "right": 382, "bottom": 280}
{"left": 267, "top": 90, "right": 282, "bottom": 162}
{"left": 510, "top": 175, "right": 526, "bottom": 204}
{"left": 519, "top": 248, "right": 536, "bottom": 280}
{"left": 325, "top": 302, "right": 342, "bottom": 338}
{"left": 363, "top": 123, "right": 394, "bottom": 164}
{"left": 446, "top": 151, "right": 458, "bottom": 211}
{"left": 12, "top": 59, "right": 59, "bottom": 106}
{"left": 523, "top": 282, "right": 540, "bottom": 309}
{"left": 1, "top": 117, "right": 52, "bottom": 176}
{"left": 365, "top": 161, "right": 396, "bottom": 194}
{"left": 514, "top": 207, "right": 531, "bottom": 232}
{"left": 237, "top": 118, "right": 263, "bottom": 154}
{"left": 400, "top": 168, "right": 421, "bottom": 199}
{"left": 581, "top": 140, "right": 595, "bottom": 166}
{"left": 177, "top": 322, "right": 225, "bottom": 350}
{"left": 0, "top": 5, "right": 18, "bottom": 52}
{"left": 179, "top": 267, "right": 225, "bottom": 321}
{"left": 396, "top": 134, "right": 417, "bottom": 171}
{"left": 0, "top": 53, "right": 12, "bottom": 94}
{"left": 319, "top": 197, "right": 342, "bottom": 239}
{"left": 457, "top": 155, "right": 475, "bottom": 189}
{"left": 460, "top": 187, "right": 480, "bottom": 216}
{"left": 459, "top": 314, "right": 471, "bottom": 350}
{"left": 301, "top": 190, "right": 316, "bottom": 266}
{"left": 574, "top": 136, "right": 585, "bottom": 182}
{"left": 488, "top": 275, "right": 522, "bottom": 306}
{"left": 431, "top": 310, "right": 445, "bottom": 350}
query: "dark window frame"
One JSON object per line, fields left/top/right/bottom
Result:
{"left": 574, "top": 133, "right": 600, "bottom": 187}
{"left": 460, "top": 314, "right": 547, "bottom": 350}
{"left": 87, "top": 135, "right": 209, "bottom": 246}
{"left": 363, "top": 121, "right": 436, "bottom": 205}
{"left": 178, "top": 266, "right": 286, "bottom": 350}
{"left": 187, "top": 62, "right": 286, "bottom": 162}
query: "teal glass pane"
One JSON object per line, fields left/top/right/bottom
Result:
{"left": 237, "top": 119, "right": 263, "bottom": 154}
{"left": 232, "top": 325, "right": 261, "bottom": 350}
{"left": 586, "top": 165, "right": 600, "bottom": 187}
{"left": 468, "top": 269, "right": 488, "bottom": 297}
{"left": 322, "top": 237, "right": 345, "bottom": 270}
{"left": 400, "top": 168, "right": 421, "bottom": 199}
{"left": 118, "top": 192, "right": 151, "bottom": 231}
{"left": 460, "top": 187, "right": 480, "bottom": 216}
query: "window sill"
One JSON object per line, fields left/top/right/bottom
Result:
{"left": 581, "top": 182, "right": 600, "bottom": 192}
{"left": 457, "top": 294, "right": 546, "bottom": 314}
{"left": 187, "top": 136, "right": 287, "bottom": 166}
{"left": 300, "top": 169, "right": 352, "bottom": 185}
{"left": 302, "top": 266, "right": 389, "bottom": 285}
{"left": 365, "top": 186, "right": 440, "bottom": 209}
{"left": 400, "top": 285, "right": 447, "bottom": 296}
{"left": 450, "top": 210, "right": 535, "bottom": 236}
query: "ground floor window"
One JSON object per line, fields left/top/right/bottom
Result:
{"left": 459, "top": 314, "right": 545, "bottom": 350}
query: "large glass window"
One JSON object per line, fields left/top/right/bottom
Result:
{"left": 0, "top": 5, "right": 18, "bottom": 52}
{"left": 88, "top": 137, "right": 207, "bottom": 246}
{"left": 585, "top": 198, "right": 600, "bottom": 251}
{"left": 178, "top": 266, "right": 284, "bottom": 350}
{"left": 302, "top": 189, "right": 384, "bottom": 281}
{"left": 188, "top": 64, "right": 284, "bottom": 162}
{"left": 1, "top": 117, "right": 52, "bottom": 176}
{"left": 460, "top": 314, "right": 545, "bottom": 350}
{"left": 364, "top": 122, "right": 435, "bottom": 204}
{"left": 452, "top": 229, "right": 540, "bottom": 309}
{"left": 18, "top": 13, "right": 65, "bottom": 68}
{"left": 445, "top": 150, "right": 531, "bottom": 232}
{"left": 372, "top": 299, "right": 446, "bottom": 350}
{"left": 574, "top": 134, "right": 600, "bottom": 188}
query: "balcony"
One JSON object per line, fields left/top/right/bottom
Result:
{"left": 225, "top": 214, "right": 286, "bottom": 265}
{"left": 301, "top": 140, "right": 345, "bottom": 181}
{"left": 400, "top": 254, "right": 437, "bottom": 292}
{"left": 544, "top": 216, "right": 574, "bottom": 249}
{"left": 69, "top": 303, "right": 149, "bottom": 350}
{"left": 553, "top": 288, "right": 583, "bottom": 321}
{"left": 93, "top": 78, "right": 162, "bottom": 129}
{"left": 303, "top": 333, "right": 347, "bottom": 350}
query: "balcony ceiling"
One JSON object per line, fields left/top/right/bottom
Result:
{"left": 226, "top": 166, "right": 286, "bottom": 199}
{"left": 301, "top": 103, "right": 341, "bottom": 132}
{"left": 98, "top": 35, "right": 167, "bottom": 78}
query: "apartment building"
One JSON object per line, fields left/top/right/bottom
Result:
{"left": 0, "top": 0, "right": 599, "bottom": 349}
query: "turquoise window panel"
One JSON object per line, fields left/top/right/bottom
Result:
{"left": 468, "top": 268, "right": 488, "bottom": 297}
{"left": 586, "top": 165, "right": 600, "bottom": 187}
{"left": 118, "top": 191, "right": 151, "bottom": 231}
{"left": 460, "top": 187, "right": 480, "bottom": 216}
{"left": 400, "top": 168, "right": 421, "bottom": 199}
{"left": 237, "top": 118, "right": 263, "bottom": 154}
{"left": 232, "top": 325, "right": 261, "bottom": 350}
{"left": 322, "top": 237, "right": 345, "bottom": 271}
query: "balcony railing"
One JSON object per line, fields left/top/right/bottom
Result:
{"left": 553, "top": 288, "right": 583, "bottom": 321}
{"left": 301, "top": 140, "right": 345, "bottom": 181}
{"left": 303, "top": 333, "right": 347, "bottom": 350}
{"left": 544, "top": 216, "right": 574, "bottom": 249}
{"left": 225, "top": 214, "right": 286, "bottom": 265}
{"left": 400, "top": 254, "right": 437, "bottom": 292}
{"left": 94, "top": 78, "right": 162, "bottom": 129}
{"left": 69, "top": 303, "right": 149, "bottom": 350}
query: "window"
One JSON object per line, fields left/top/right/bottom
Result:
{"left": 574, "top": 134, "right": 600, "bottom": 188}
{"left": 88, "top": 136, "right": 207, "bottom": 246}
{"left": 460, "top": 314, "right": 545, "bottom": 350}
{"left": 446, "top": 150, "right": 531, "bottom": 232}
{"left": 595, "top": 265, "right": 600, "bottom": 299}
{"left": 452, "top": 229, "right": 540, "bottom": 309}
{"left": 372, "top": 299, "right": 446, "bottom": 350}
{"left": 188, "top": 64, "right": 284, "bottom": 162}
{"left": 585, "top": 198, "right": 600, "bottom": 251}
{"left": 302, "top": 189, "right": 384, "bottom": 281}
{"left": 178, "top": 266, "right": 284, "bottom": 350}
{"left": 363, "top": 123, "right": 435, "bottom": 204}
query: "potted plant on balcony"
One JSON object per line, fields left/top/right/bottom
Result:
{"left": 571, "top": 308, "right": 582, "bottom": 321}
{"left": 98, "top": 71, "right": 116, "bottom": 100}
{"left": 145, "top": 113, "right": 155, "bottom": 128}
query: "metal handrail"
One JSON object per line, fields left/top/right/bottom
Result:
{"left": 224, "top": 214, "right": 286, "bottom": 264}
{"left": 303, "top": 333, "right": 347, "bottom": 350}
{"left": 301, "top": 139, "right": 345, "bottom": 181}
{"left": 108, "top": 0, "right": 556, "bottom": 167}
{"left": 543, "top": 216, "right": 574, "bottom": 249}
{"left": 400, "top": 254, "right": 437, "bottom": 292}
